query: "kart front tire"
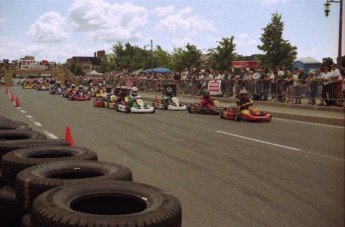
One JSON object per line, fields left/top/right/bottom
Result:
{"left": 235, "top": 113, "right": 241, "bottom": 122}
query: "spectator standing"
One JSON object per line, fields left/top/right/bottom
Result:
{"left": 285, "top": 71, "right": 294, "bottom": 103}
{"left": 305, "top": 71, "right": 317, "bottom": 105}
{"left": 292, "top": 68, "right": 302, "bottom": 104}
{"left": 330, "top": 64, "right": 342, "bottom": 106}
{"left": 253, "top": 69, "right": 261, "bottom": 100}
{"left": 317, "top": 66, "right": 332, "bottom": 106}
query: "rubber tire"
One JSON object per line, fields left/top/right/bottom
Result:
{"left": 31, "top": 181, "right": 182, "bottom": 227}
{"left": 16, "top": 160, "right": 133, "bottom": 210}
{"left": 0, "top": 185, "right": 26, "bottom": 227}
{"left": 0, "top": 121, "right": 32, "bottom": 130}
{"left": 220, "top": 111, "right": 225, "bottom": 119}
{"left": 21, "top": 213, "right": 31, "bottom": 227}
{"left": 187, "top": 105, "right": 192, "bottom": 113}
{"left": 0, "top": 130, "right": 47, "bottom": 163}
{"left": 235, "top": 113, "right": 241, "bottom": 122}
{"left": 0, "top": 171, "right": 6, "bottom": 189}
{"left": 1, "top": 146, "right": 97, "bottom": 185}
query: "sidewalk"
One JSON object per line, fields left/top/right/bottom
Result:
{"left": 140, "top": 92, "right": 345, "bottom": 126}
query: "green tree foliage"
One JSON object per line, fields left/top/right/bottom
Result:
{"left": 207, "top": 36, "right": 236, "bottom": 71}
{"left": 321, "top": 57, "right": 334, "bottom": 69}
{"left": 257, "top": 12, "right": 297, "bottom": 70}
{"left": 171, "top": 44, "right": 202, "bottom": 71}
{"left": 155, "top": 45, "right": 172, "bottom": 68}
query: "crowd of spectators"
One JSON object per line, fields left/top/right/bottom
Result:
{"left": 75, "top": 64, "right": 344, "bottom": 107}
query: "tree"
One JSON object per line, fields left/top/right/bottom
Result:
{"left": 321, "top": 57, "right": 334, "bottom": 69}
{"left": 171, "top": 47, "right": 185, "bottom": 72}
{"left": 155, "top": 45, "right": 172, "bottom": 68}
{"left": 257, "top": 12, "right": 297, "bottom": 70}
{"left": 207, "top": 36, "right": 236, "bottom": 71}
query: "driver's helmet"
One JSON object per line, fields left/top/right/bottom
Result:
{"left": 71, "top": 84, "right": 76, "bottom": 88}
{"left": 239, "top": 89, "right": 248, "bottom": 96}
{"left": 99, "top": 83, "right": 103, "bottom": 87}
{"left": 130, "top": 87, "right": 138, "bottom": 97}
{"left": 106, "top": 85, "right": 112, "bottom": 93}
{"left": 203, "top": 89, "right": 210, "bottom": 98}
{"left": 78, "top": 85, "right": 83, "bottom": 90}
{"left": 120, "top": 85, "right": 127, "bottom": 92}
{"left": 89, "top": 83, "right": 93, "bottom": 87}
{"left": 166, "top": 87, "right": 173, "bottom": 95}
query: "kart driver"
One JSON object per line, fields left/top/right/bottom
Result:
{"left": 103, "top": 85, "right": 114, "bottom": 102}
{"left": 200, "top": 90, "right": 213, "bottom": 109}
{"left": 127, "top": 87, "right": 141, "bottom": 104}
{"left": 76, "top": 85, "right": 85, "bottom": 96}
{"left": 162, "top": 87, "right": 175, "bottom": 103}
{"left": 67, "top": 84, "right": 76, "bottom": 97}
{"left": 115, "top": 86, "right": 127, "bottom": 103}
{"left": 236, "top": 89, "right": 253, "bottom": 111}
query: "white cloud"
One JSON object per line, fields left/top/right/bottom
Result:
{"left": 0, "top": 18, "right": 5, "bottom": 24}
{"left": 153, "top": 5, "right": 175, "bottom": 17}
{"left": 172, "top": 37, "right": 194, "bottom": 49}
{"left": 67, "top": 0, "right": 148, "bottom": 42}
{"left": 155, "top": 7, "right": 216, "bottom": 34}
{"left": 26, "top": 11, "right": 68, "bottom": 43}
{"left": 235, "top": 33, "right": 258, "bottom": 47}
{"left": 261, "top": 0, "right": 288, "bottom": 5}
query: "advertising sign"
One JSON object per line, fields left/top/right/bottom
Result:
{"left": 208, "top": 80, "right": 222, "bottom": 96}
{"left": 232, "top": 61, "right": 260, "bottom": 69}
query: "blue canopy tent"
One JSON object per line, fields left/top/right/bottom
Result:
{"left": 143, "top": 67, "right": 171, "bottom": 73}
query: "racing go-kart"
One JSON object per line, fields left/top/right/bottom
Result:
{"left": 93, "top": 95, "right": 116, "bottom": 108}
{"left": 220, "top": 105, "right": 272, "bottom": 122}
{"left": 188, "top": 100, "right": 224, "bottom": 115}
{"left": 115, "top": 97, "right": 155, "bottom": 113}
{"left": 68, "top": 90, "right": 91, "bottom": 101}
{"left": 153, "top": 97, "right": 186, "bottom": 110}
{"left": 50, "top": 85, "right": 63, "bottom": 95}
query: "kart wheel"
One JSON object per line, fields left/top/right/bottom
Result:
{"left": 187, "top": 105, "right": 192, "bottom": 113}
{"left": 1, "top": 146, "right": 97, "bottom": 185}
{"left": 220, "top": 112, "right": 225, "bottom": 119}
{"left": 15, "top": 160, "right": 133, "bottom": 210}
{"left": 31, "top": 181, "right": 182, "bottom": 227}
{"left": 126, "top": 105, "right": 131, "bottom": 113}
{"left": 163, "top": 104, "right": 168, "bottom": 110}
{"left": 235, "top": 113, "right": 241, "bottom": 122}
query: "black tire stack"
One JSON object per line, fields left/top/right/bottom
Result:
{"left": 0, "top": 116, "right": 182, "bottom": 227}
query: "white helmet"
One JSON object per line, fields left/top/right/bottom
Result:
{"left": 131, "top": 87, "right": 138, "bottom": 97}
{"left": 90, "top": 83, "right": 93, "bottom": 86}
{"left": 239, "top": 89, "right": 248, "bottom": 95}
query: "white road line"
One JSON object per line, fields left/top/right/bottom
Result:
{"left": 274, "top": 117, "right": 344, "bottom": 129}
{"left": 216, "top": 130, "right": 344, "bottom": 162}
{"left": 26, "top": 115, "right": 33, "bottom": 119}
{"left": 20, "top": 110, "right": 26, "bottom": 113}
{"left": 216, "top": 130, "right": 301, "bottom": 151}
{"left": 34, "top": 122, "right": 42, "bottom": 127}
{"left": 42, "top": 130, "right": 58, "bottom": 139}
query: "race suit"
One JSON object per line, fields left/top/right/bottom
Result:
{"left": 236, "top": 97, "right": 254, "bottom": 110}
{"left": 200, "top": 97, "right": 213, "bottom": 109}
{"left": 115, "top": 91, "right": 127, "bottom": 103}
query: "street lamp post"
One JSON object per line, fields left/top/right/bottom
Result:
{"left": 324, "top": 0, "right": 343, "bottom": 67}
{"left": 150, "top": 39, "right": 153, "bottom": 73}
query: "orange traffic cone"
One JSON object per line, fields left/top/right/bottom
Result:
{"left": 10, "top": 93, "right": 14, "bottom": 101}
{"left": 15, "top": 98, "right": 20, "bottom": 107}
{"left": 65, "top": 126, "right": 74, "bottom": 147}
{"left": 5, "top": 86, "right": 8, "bottom": 94}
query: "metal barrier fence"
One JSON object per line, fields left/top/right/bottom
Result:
{"left": 77, "top": 78, "right": 344, "bottom": 106}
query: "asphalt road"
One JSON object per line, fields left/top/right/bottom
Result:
{"left": 1, "top": 86, "right": 344, "bottom": 227}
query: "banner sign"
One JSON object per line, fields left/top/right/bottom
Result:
{"left": 208, "top": 80, "right": 222, "bottom": 96}
{"left": 232, "top": 61, "right": 260, "bottom": 69}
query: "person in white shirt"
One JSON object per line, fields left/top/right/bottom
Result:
{"left": 330, "top": 64, "right": 342, "bottom": 106}
{"left": 317, "top": 66, "right": 332, "bottom": 106}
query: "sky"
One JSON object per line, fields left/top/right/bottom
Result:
{"left": 0, "top": 0, "right": 344, "bottom": 64}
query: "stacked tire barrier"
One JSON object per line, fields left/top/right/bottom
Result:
{"left": 0, "top": 116, "right": 182, "bottom": 227}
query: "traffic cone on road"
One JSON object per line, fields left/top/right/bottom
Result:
{"left": 15, "top": 98, "right": 20, "bottom": 107}
{"left": 65, "top": 126, "right": 74, "bottom": 147}
{"left": 10, "top": 93, "right": 14, "bottom": 101}
{"left": 5, "top": 86, "right": 8, "bottom": 94}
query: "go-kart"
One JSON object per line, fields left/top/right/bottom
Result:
{"left": 36, "top": 85, "right": 49, "bottom": 91}
{"left": 87, "top": 88, "right": 96, "bottom": 97}
{"left": 187, "top": 100, "right": 224, "bottom": 115}
{"left": 93, "top": 95, "right": 116, "bottom": 108}
{"left": 220, "top": 105, "right": 272, "bottom": 122}
{"left": 153, "top": 97, "right": 187, "bottom": 111}
{"left": 23, "top": 84, "right": 33, "bottom": 89}
{"left": 115, "top": 97, "right": 155, "bottom": 113}
{"left": 68, "top": 91, "right": 91, "bottom": 101}
{"left": 49, "top": 86, "right": 63, "bottom": 95}
{"left": 95, "top": 89, "right": 105, "bottom": 98}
